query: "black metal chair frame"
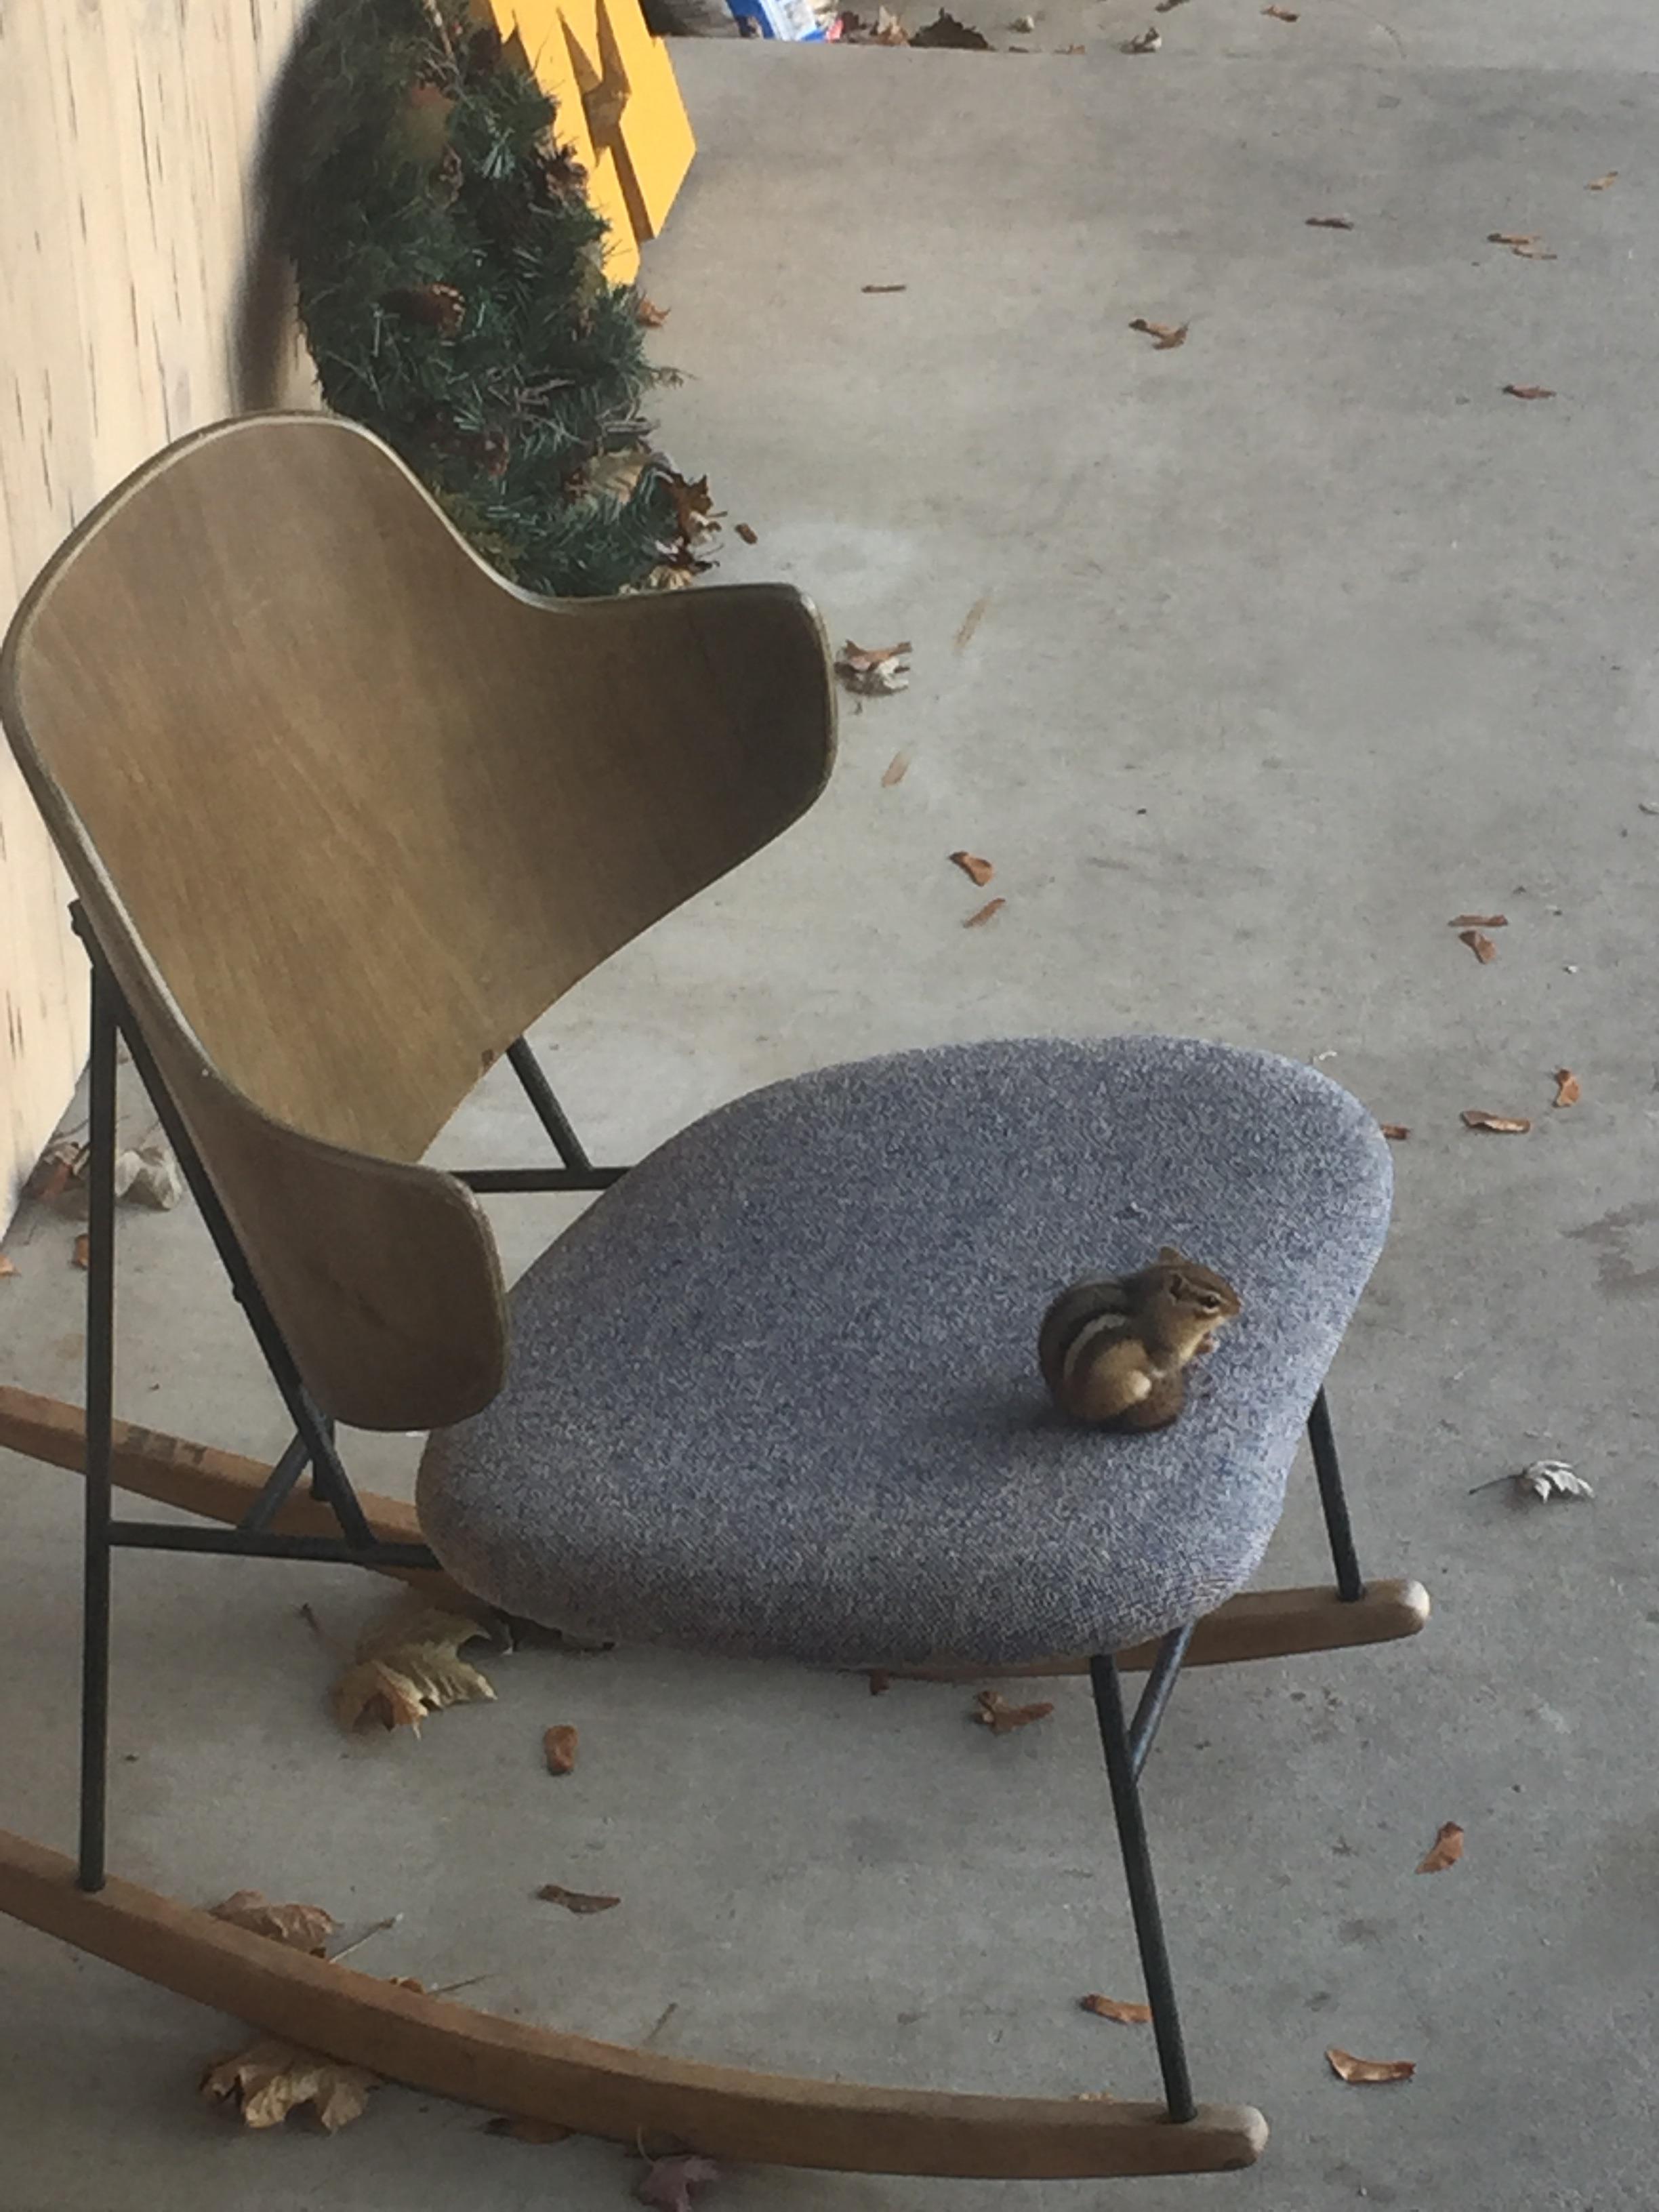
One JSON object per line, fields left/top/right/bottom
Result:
{"left": 68, "top": 902, "right": 1365, "bottom": 2131}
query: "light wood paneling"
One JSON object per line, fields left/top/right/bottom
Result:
{"left": 0, "top": 0, "right": 316, "bottom": 1221}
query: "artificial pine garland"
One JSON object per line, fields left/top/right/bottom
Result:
{"left": 282, "top": 0, "right": 697, "bottom": 596}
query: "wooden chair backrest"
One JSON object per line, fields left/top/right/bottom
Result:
{"left": 1, "top": 415, "right": 835, "bottom": 1428}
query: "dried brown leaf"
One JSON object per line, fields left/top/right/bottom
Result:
{"left": 955, "top": 594, "right": 991, "bottom": 650}
{"left": 734, "top": 522, "right": 758, "bottom": 544}
{"left": 71, "top": 1233, "right": 89, "bottom": 1270}
{"left": 26, "top": 1138, "right": 87, "bottom": 1203}
{"left": 862, "top": 283, "right": 908, "bottom": 293}
{"left": 1379, "top": 1123, "right": 1411, "bottom": 1141}
{"left": 1306, "top": 214, "right": 1355, "bottom": 229}
{"left": 1059, "top": 41, "right": 1085, "bottom": 51}
{"left": 911, "top": 7, "right": 991, "bottom": 43}
{"left": 331, "top": 1605, "right": 496, "bottom": 1735}
{"left": 1122, "top": 25, "right": 1160, "bottom": 49}
{"left": 867, "top": 1669, "right": 893, "bottom": 1695}
{"left": 537, "top": 1883, "right": 621, "bottom": 1914}
{"left": 974, "top": 1687, "right": 1054, "bottom": 1732}
{"left": 1586, "top": 172, "right": 1618, "bottom": 190}
{"left": 950, "top": 850, "right": 995, "bottom": 888}
{"left": 1080, "top": 1992, "right": 1153, "bottom": 2024}
{"left": 1503, "top": 384, "right": 1555, "bottom": 400}
{"left": 1326, "top": 2047, "right": 1416, "bottom": 2085}
{"left": 1459, "top": 928, "right": 1498, "bottom": 964}
{"left": 201, "top": 2037, "right": 380, "bottom": 2131}
{"left": 1461, "top": 1109, "right": 1532, "bottom": 1134}
{"left": 208, "top": 1889, "right": 339, "bottom": 1954}
{"left": 1263, "top": 5, "right": 1298, "bottom": 18}
{"left": 1416, "top": 1820, "right": 1465, "bottom": 1873}
{"left": 1128, "top": 317, "right": 1187, "bottom": 349}
{"left": 486, "top": 2114, "right": 575, "bottom": 2142}
{"left": 1553, "top": 1068, "right": 1581, "bottom": 1107}
{"left": 637, "top": 2154, "right": 720, "bottom": 2212}
{"left": 881, "top": 752, "right": 910, "bottom": 788}
{"left": 543, "top": 1724, "right": 579, "bottom": 1776}
{"left": 964, "top": 897, "right": 1006, "bottom": 929}
{"left": 1448, "top": 913, "right": 1507, "bottom": 928}
{"left": 836, "top": 640, "right": 912, "bottom": 696}
{"left": 0, "top": 1254, "right": 17, "bottom": 1279}
{"left": 635, "top": 295, "right": 670, "bottom": 328}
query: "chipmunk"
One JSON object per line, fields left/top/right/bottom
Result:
{"left": 1038, "top": 1248, "right": 1242, "bottom": 1431}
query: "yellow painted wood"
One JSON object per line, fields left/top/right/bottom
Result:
{"left": 483, "top": 0, "right": 695, "bottom": 278}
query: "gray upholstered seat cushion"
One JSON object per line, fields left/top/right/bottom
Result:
{"left": 417, "top": 1038, "right": 1391, "bottom": 1666}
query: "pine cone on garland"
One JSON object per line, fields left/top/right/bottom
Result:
{"left": 384, "top": 282, "right": 466, "bottom": 335}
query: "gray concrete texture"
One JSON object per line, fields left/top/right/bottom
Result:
{"left": 3, "top": 7, "right": 1658, "bottom": 2208}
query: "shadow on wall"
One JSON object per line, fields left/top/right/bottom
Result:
{"left": 231, "top": 0, "right": 327, "bottom": 411}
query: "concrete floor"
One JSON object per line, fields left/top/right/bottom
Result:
{"left": 4, "top": 7, "right": 1659, "bottom": 2208}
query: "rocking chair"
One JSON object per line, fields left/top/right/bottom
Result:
{"left": 0, "top": 413, "right": 1429, "bottom": 2179}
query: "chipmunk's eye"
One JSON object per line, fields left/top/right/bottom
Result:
{"left": 1200, "top": 1293, "right": 1221, "bottom": 1312}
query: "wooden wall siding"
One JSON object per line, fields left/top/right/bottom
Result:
{"left": 0, "top": 0, "right": 319, "bottom": 1222}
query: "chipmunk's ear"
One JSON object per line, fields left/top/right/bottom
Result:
{"left": 1158, "top": 1245, "right": 1184, "bottom": 1264}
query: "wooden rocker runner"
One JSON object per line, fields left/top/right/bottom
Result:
{"left": 0, "top": 415, "right": 1429, "bottom": 2181}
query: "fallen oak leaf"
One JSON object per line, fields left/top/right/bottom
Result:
{"left": 950, "top": 850, "right": 995, "bottom": 887}
{"left": 1459, "top": 928, "right": 1498, "bottom": 964}
{"left": 881, "top": 752, "right": 910, "bottom": 787}
{"left": 1128, "top": 317, "right": 1187, "bottom": 349}
{"left": 331, "top": 1604, "right": 497, "bottom": 1735}
{"left": 1461, "top": 1109, "right": 1531, "bottom": 1134}
{"left": 536, "top": 1883, "right": 621, "bottom": 1914}
{"left": 974, "top": 1688, "right": 1054, "bottom": 1732}
{"left": 964, "top": 897, "right": 1006, "bottom": 929}
{"left": 910, "top": 7, "right": 991, "bottom": 43}
{"left": 1553, "top": 1068, "right": 1581, "bottom": 1107}
{"left": 1586, "top": 172, "right": 1618, "bottom": 190}
{"left": 637, "top": 2154, "right": 720, "bottom": 2212}
{"left": 1448, "top": 912, "right": 1507, "bottom": 928}
{"left": 1326, "top": 2047, "right": 1415, "bottom": 2086}
{"left": 1306, "top": 214, "right": 1355, "bottom": 229}
{"left": 1517, "top": 1457, "right": 1593, "bottom": 1502}
{"left": 201, "top": 2038, "right": 380, "bottom": 2131}
{"left": 836, "top": 640, "right": 912, "bottom": 696}
{"left": 26, "top": 1137, "right": 87, "bottom": 1202}
{"left": 208, "top": 1889, "right": 339, "bottom": 1954}
{"left": 1378, "top": 1124, "right": 1411, "bottom": 1141}
{"left": 1416, "top": 1821, "right": 1465, "bottom": 1874}
{"left": 543, "top": 1724, "right": 579, "bottom": 1776}
{"left": 486, "top": 2114, "right": 575, "bottom": 2142}
{"left": 1122, "top": 26, "right": 1161, "bottom": 50}
{"left": 1080, "top": 1993, "right": 1153, "bottom": 2024}
{"left": 1503, "top": 384, "right": 1555, "bottom": 400}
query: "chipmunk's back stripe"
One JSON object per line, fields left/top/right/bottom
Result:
{"left": 1060, "top": 1309, "right": 1125, "bottom": 1389}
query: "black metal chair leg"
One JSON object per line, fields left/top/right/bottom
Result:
{"left": 78, "top": 958, "right": 119, "bottom": 1893}
{"left": 1088, "top": 1648, "right": 1196, "bottom": 2124}
{"left": 506, "top": 1035, "right": 593, "bottom": 1173}
{"left": 1307, "top": 1387, "right": 1364, "bottom": 1602}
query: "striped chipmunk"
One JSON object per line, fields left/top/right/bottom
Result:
{"left": 1038, "top": 1248, "right": 1242, "bottom": 1431}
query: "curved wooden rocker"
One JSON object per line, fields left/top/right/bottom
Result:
{"left": 0, "top": 1828, "right": 1265, "bottom": 2177}
{"left": 0, "top": 415, "right": 1428, "bottom": 2182}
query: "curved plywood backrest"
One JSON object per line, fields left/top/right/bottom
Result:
{"left": 0, "top": 415, "right": 836, "bottom": 1428}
